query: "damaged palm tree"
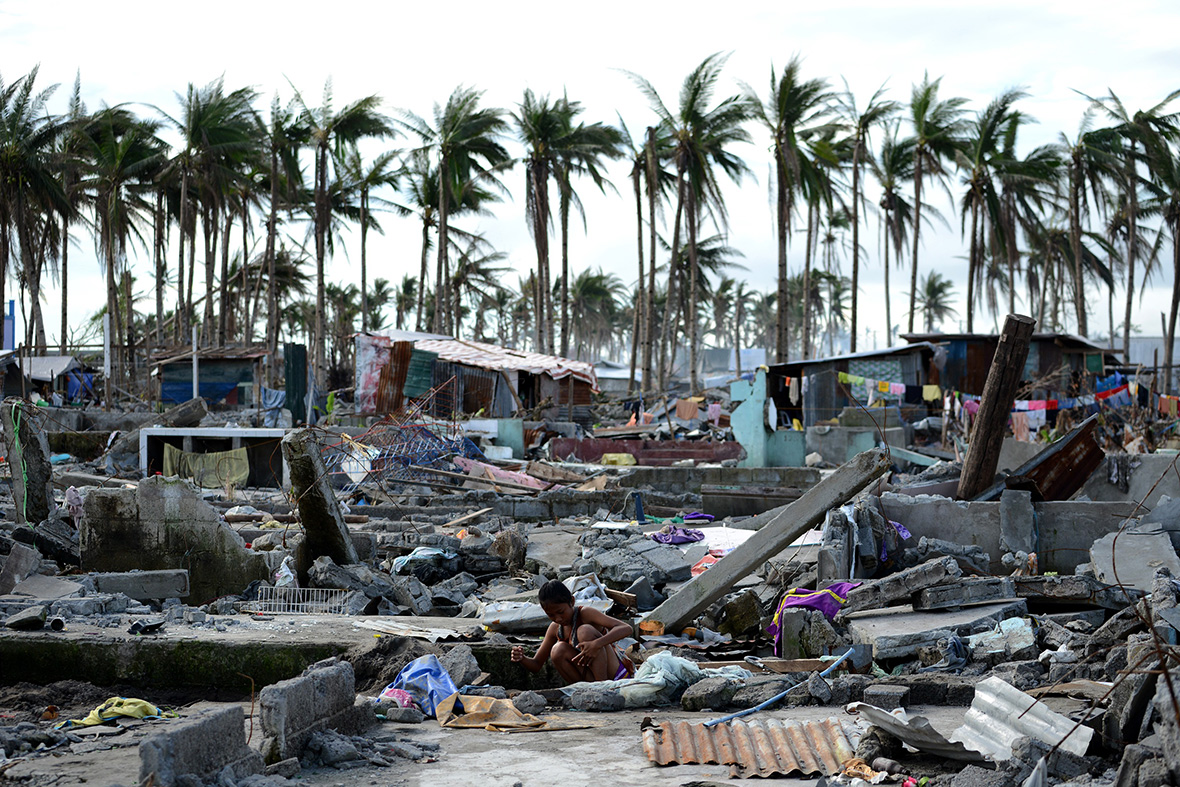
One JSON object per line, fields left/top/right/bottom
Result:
{"left": 282, "top": 429, "right": 360, "bottom": 580}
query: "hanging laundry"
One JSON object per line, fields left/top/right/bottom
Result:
{"left": 923, "top": 384, "right": 941, "bottom": 402}
{"left": 838, "top": 371, "right": 851, "bottom": 384}
{"left": 789, "top": 376, "right": 801, "bottom": 404}
{"left": 877, "top": 380, "right": 890, "bottom": 393}
{"left": 1027, "top": 409, "right": 1047, "bottom": 432}
{"left": 675, "top": 398, "right": 700, "bottom": 420}
{"left": 889, "top": 382, "right": 906, "bottom": 396}
{"left": 706, "top": 402, "right": 722, "bottom": 426}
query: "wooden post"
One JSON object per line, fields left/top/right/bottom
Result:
{"left": 640, "top": 447, "right": 892, "bottom": 635}
{"left": 956, "top": 314, "right": 1037, "bottom": 500}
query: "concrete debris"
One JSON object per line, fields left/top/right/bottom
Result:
{"left": 9, "top": 369, "right": 1180, "bottom": 786}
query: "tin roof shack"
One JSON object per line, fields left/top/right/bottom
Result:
{"left": 769, "top": 343, "right": 937, "bottom": 465}
{"left": 153, "top": 346, "right": 266, "bottom": 407}
{"left": 900, "top": 332, "right": 1118, "bottom": 396}
{"left": 0, "top": 353, "right": 87, "bottom": 399}
{"left": 354, "top": 334, "right": 599, "bottom": 422}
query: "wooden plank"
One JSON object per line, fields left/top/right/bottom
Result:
{"left": 640, "top": 448, "right": 892, "bottom": 634}
{"left": 956, "top": 314, "right": 1036, "bottom": 499}
{"left": 408, "top": 464, "right": 543, "bottom": 494}
{"left": 441, "top": 507, "right": 494, "bottom": 529}
{"left": 55, "top": 471, "right": 138, "bottom": 489}
{"left": 604, "top": 588, "right": 638, "bottom": 608}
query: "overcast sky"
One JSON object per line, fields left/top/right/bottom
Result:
{"left": 4, "top": 0, "right": 1179, "bottom": 354}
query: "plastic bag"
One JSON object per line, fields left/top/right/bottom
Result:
{"left": 274, "top": 555, "right": 298, "bottom": 588}
{"left": 388, "top": 654, "right": 459, "bottom": 717}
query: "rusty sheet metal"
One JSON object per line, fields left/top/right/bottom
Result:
{"left": 641, "top": 717, "right": 857, "bottom": 778}
{"left": 974, "top": 414, "right": 1102, "bottom": 502}
{"left": 415, "top": 338, "right": 599, "bottom": 391}
{"left": 374, "top": 341, "right": 413, "bottom": 413}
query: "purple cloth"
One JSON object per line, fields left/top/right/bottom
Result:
{"left": 683, "top": 512, "right": 715, "bottom": 522}
{"left": 650, "top": 526, "right": 706, "bottom": 545}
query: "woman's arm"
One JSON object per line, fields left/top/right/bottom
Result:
{"left": 572, "top": 607, "right": 632, "bottom": 662}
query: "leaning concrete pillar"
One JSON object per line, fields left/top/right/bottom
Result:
{"left": 1, "top": 398, "right": 57, "bottom": 526}
{"left": 281, "top": 429, "right": 359, "bottom": 579}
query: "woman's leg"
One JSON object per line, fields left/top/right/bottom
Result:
{"left": 550, "top": 641, "right": 587, "bottom": 684}
{"left": 576, "top": 624, "right": 621, "bottom": 682}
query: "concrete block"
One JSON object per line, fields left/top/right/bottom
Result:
{"left": 642, "top": 544, "right": 696, "bottom": 582}
{"left": 845, "top": 600, "right": 1027, "bottom": 660}
{"left": 569, "top": 687, "right": 625, "bottom": 712}
{"left": 439, "top": 644, "right": 481, "bottom": 687}
{"left": 139, "top": 706, "right": 264, "bottom": 786}
{"left": 4, "top": 604, "right": 48, "bottom": 630}
{"left": 513, "top": 691, "right": 546, "bottom": 716}
{"left": 842, "top": 556, "right": 963, "bottom": 615}
{"left": 9, "top": 574, "right": 84, "bottom": 599}
{"left": 999, "top": 490, "right": 1036, "bottom": 556}
{"left": 862, "top": 684, "right": 909, "bottom": 709}
{"left": 93, "top": 570, "right": 190, "bottom": 600}
{"left": 0, "top": 543, "right": 42, "bottom": 595}
{"left": 259, "top": 660, "right": 368, "bottom": 764}
{"left": 914, "top": 577, "right": 1016, "bottom": 610}
{"left": 1091, "top": 528, "right": 1180, "bottom": 592}
{"left": 2, "top": 399, "right": 57, "bottom": 526}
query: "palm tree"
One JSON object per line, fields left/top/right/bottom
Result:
{"left": 336, "top": 143, "right": 401, "bottom": 332}
{"left": 1144, "top": 130, "right": 1180, "bottom": 392}
{"left": 800, "top": 128, "right": 847, "bottom": 358}
{"left": 1083, "top": 88, "right": 1180, "bottom": 357}
{"left": 915, "top": 271, "right": 959, "bottom": 332}
{"left": 568, "top": 268, "right": 626, "bottom": 359}
{"left": 871, "top": 123, "right": 917, "bottom": 344}
{"left": 398, "top": 86, "right": 510, "bottom": 337}
{"left": 906, "top": 73, "right": 967, "bottom": 333}
{"left": 629, "top": 53, "right": 752, "bottom": 391}
{"left": 292, "top": 80, "right": 392, "bottom": 385}
{"left": 0, "top": 67, "right": 70, "bottom": 360}
{"left": 394, "top": 273, "right": 417, "bottom": 330}
{"left": 743, "top": 57, "right": 832, "bottom": 362}
{"left": 835, "top": 80, "right": 897, "bottom": 351}
{"left": 956, "top": 88, "right": 1026, "bottom": 331}
{"left": 81, "top": 108, "right": 166, "bottom": 402}
{"left": 449, "top": 235, "right": 508, "bottom": 339}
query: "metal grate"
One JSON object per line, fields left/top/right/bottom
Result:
{"left": 240, "top": 585, "right": 350, "bottom": 614}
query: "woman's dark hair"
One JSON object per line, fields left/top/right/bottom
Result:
{"left": 538, "top": 579, "right": 575, "bottom": 606}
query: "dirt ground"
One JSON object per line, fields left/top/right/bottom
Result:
{"left": 0, "top": 683, "right": 975, "bottom": 787}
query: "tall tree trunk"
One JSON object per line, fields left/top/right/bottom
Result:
{"left": 435, "top": 158, "right": 450, "bottom": 335}
{"left": 849, "top": 135, "right": 862, "bottom": 352}
{"left": 186, "top": 208, "right": 197, "bottom": 341}
{"left": 966, "top": 199, "right": 979, "bottom": 332}
{"left": 559, "top": 176, "right": 570, "bottom": 357}
{"left": 218, "top": 206, "right": 232, "bottom": 346}
{"left": 265, "top": 147, "right": 279, "bottom": 385}
{"left": 775, "top": 152, "right": 790, "bottom": 363}
{"left": 659, "top": 169, "right": 686, "bottom": 389}
{"left": 176, "top": 169, "right": 189, "bottom": 340}
{"left": 529, "top": 164, "right": 549, "bottom": 350}
{"left": 883, "top": 208, "right": 892, "bottom": 346}
{"left": 628, "top": 166, "right": 644, "bottom": 393}
{"left": 1123, "top": 146, "right": 1137, "bottom": 359}
{"left": 203, "top": 200, "right": 217, "bottom": 342}
{"left": 123, "top": 270, "right": 136, "bottom": 384}
{"left": 642, "top": 127, "right": 658, "bottom": 392}
{"left": 802, "top": 201, "right": 816, "bottom": 358}
{"left": 61, "top": 215, "right": 70, "bottom": 355}
{"left": 908, "top": 153, "right": 924, "bottom": 334}
{"left": 315, "top": 143, "right": 329, "bottom": 385}
{"left": 360, "top": 187, "right": 369, "bottom": 333}
{"left": 734, "top": 297, "right": 743, "bottom": 377}
{"left": 1069, "top": 151, "right": 1088, "bottom": 336}
{"left": 688, "top": 192, "right": 701, "bottom": 392}
{"left": 154, "top": 191, "right": 164, "bottom": 347}
{"left": 1165, "top": 221, "right": 1180, "bottom": 394}
{"left": 416, "top": 217, "right": 430, "bottom": 331}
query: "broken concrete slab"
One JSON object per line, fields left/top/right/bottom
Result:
{"left": 642, "top": 448, "right": 891, "bottom": 634}
{"left": 966, "top": 617, "right": 1037, "bottom": 666}
{"left": 139, "top": 705, "right": 264, "bottom": 786}
{"left": 914, "top": 577, "right": 1017, "bottom": 610}
{"left": 1013, "top": 574, "right": 1140, "bottom": 610}
{"left": 80, "top": 476, "right": 274, "bottom": 603}
{"left": 524, "top": 527, "right": 582, "bottom": 577}
{"left": 259, "top": 659, "right": 373, "bottom": 764}
{"left": 841, "top": 556, "right": 963, "bottom": 616}
{"left": 1, "top": 398, "right": 57, "bottom": 526}
{"left": 92, "top": 570, "right": 190, "bottom": 600}
{"left": 4, "top": 604, "right": 48, "bottom": 630}
{"left": 282, "top": 429, "right": 360, "bottom": 580}
{"left": 845, "top": 600, "right": 1027, "bottom": 660}
{"left": 1091, "top": 528, "right": 1180, "bottom": 593}
{"left": 0, "top": 543, "right": 41, "bottom": 595}
{"left": 999, "top": 489, "right": 1036, "bottom": 557}
{"left": 9, "top": 574, "right": 84, "bottom": 599}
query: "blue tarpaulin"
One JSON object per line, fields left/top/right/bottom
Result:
{"left": 161, "top": 381, "right": 237, "bottom": 405}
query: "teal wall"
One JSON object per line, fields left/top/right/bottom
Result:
{"left": 731, "top": 369, "right": 805, "bottom": 468}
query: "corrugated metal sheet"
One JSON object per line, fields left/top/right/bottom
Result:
{"left": 415, "top": 338, "right": 599, "bottom": 391}
{"left": 641, "top": 718, "right": 857, "bottom": 778}
{"left": 974, "top": 414, "right": 1103, "bottom": 501}
{"left": 846, "top": 703, "right": 984, "bottom": 762}
{"left": 403, "top": 349, "right": 438, "bottom": 398}
{"left": 949, "top": 676, "right": 1095, "bottom": 760}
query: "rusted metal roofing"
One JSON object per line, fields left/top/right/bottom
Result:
{"left": 973, "top": 414, "right": 1103, "bottom": 501}
{"left": 949, "top": 676, "right": 1095, "bottom": 760}
{"left": 641, "top": 717, "right": 857, "bottom": 778}
{"left": 414, "top": 338, "right": 599, "bottom": 391}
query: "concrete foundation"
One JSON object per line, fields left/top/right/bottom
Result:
{"left": 873, "top": 492, "right": 1139, "bottom": 574}
{"left": 80, "top": 476, "right": 276, "bottom": 603}
{"left": 259, "top": 659, "right": 374, "bottom": 764}
{"left": 845, "top": 600, "right": 1027, "bottom": 659}
{"left": 807, "top": 424, "right": 911, "bottom": 466}
{"left": 1081, "top": 453, "right": 1180, "bottom": 509}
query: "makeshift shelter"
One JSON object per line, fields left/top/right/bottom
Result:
{"left": 354, "top": 333, "right": 598, "bottom": 421}
{"left": 153, "top": 346, "right": 267, "bottom": 406}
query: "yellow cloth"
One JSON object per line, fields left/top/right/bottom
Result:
{"left": 163, "top": 443, "right": 250, "bottom": 488}
{"left": 877, "top": 381, "right": 890, "bottom": 393}
{"left": 56, "top": 697, "right": 165, "bottom": 729}
{"left": 435, "top": 693, "right": 590, "bottom": 732}
{"left": 922, "top": 384, "right": 941, "bottom": 402}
